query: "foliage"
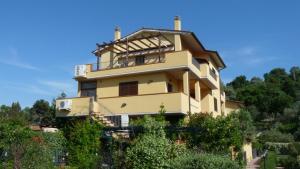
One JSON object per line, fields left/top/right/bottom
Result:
{"left": 228, "top": 109, "right": 255, "bottom": 142}
{"left": 67, "top": 119, "right": 103, "bottom": 169}
{"left": 259, "top": 129, "right": 294, "bottom": 143}
{"left": 125, "top": 116, "right": 185, "bottom": 169}
{"left": 0, "top": 113, "right": 65, "bottom": 169}
{"left": 228, "top": 75, "right": 249, "bottom": 90}
{"left": 277, "top": 154, "right": 300, "bottom": 169}
{"left": 21, "top": 132, "right": 66, "bottom": 169}
{"left": 260, "top": 151, "right": 277, "bottom": 169}
{"left": 30, "top": 99, "right": 55, "bottom": 126}
{"left": 226, "top": 67, "right": 299, "bottom": 121}
{"left": 169, "top": 152, "right": 240, "bottom": 169}
{"left": 187, "top": 113, "right": 243, "bottom": 153}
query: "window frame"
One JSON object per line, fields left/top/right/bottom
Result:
{"left": 119, "top": 81, "right": 138, "bottom": 96}
{"left": 135, "top": 55, "right": 145, "bottom": 65}
{"left": 214, "top": 97, "right": 218, "bottom": 112}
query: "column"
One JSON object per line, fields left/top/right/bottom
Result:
{"left": 195, "top": 81, "right": 200, "bottom": 101}
{"left": 183, "top": 70, "right": 189, "bottom": 95}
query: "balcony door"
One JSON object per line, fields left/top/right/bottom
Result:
{"left": 80, "top": 81, "right": 97, "bottom": 100}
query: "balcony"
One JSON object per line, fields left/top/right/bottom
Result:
{"left": 56, "top": 97, "right": 94, "bottom": 117}
{"left": 55, "top": 92, "right": 201, "bottom": 117}
{"left": 199, "top": 62, "right": 218, "bottom": 89}
{"left": 96, "top": 92, "right": 200, "bottom": 115}
{"left": 74, "top": 50, "right": 201, "bottom": 80}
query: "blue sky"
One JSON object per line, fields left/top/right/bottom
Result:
{"left": 0, "top": 0, "right": 299, "bottom": 107}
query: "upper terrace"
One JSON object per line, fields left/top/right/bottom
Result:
{"left": 74, "top": 17, "right": 225, "bottom": 89}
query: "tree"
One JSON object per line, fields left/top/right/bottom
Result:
{"left": 67, "top": 119, "right": 102, "bottom": 169}
{"left": 290, "top": 66, "right": 300, "bottom": 81}
{"left": 187, "top": 113, "right": 243, "bottom": 153}
{"left": 227, "top": 75, "right": 249, "bottom": 90}
{"left": 228, "top": 109, "right": 255, "bottom": 142}
{"left": 30, "top": 99, "right": 53, "bottom": 126}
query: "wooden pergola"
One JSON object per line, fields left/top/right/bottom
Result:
{"left": 95, "top": 33, "right": 175, "bottom": 59}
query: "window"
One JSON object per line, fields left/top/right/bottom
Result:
{"left": 135, "top": 55, "right": 145, "bottom": 65}
{"left": 214, "top": 97, "right": 218, "bottom": 112}
{"left": 80, "top": 81, "right": 97, "bottom": 99}
{"left": 119, "top": 81, "right": 138, "bottom": 96}
{"left": 167, "top": 83, "right": 173, "bottom": 93}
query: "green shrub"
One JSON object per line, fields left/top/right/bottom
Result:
{"left": 125, "top": 116, "right": 185, "bottom": 169}
{"left": 67, "top": 120, "right": 103, "bottom": 169}
{"left": 187, "top": 113, "right": 243, "bottom": 153}
{"left": 260, "top": 151, "right": 277, "bottom": 169}
{"left": 277, "top": 155, "right": 300, "bottom": 169}
{"left": 170, "top": 152, "right": 241, "bottom": 169}
{"left": 259, "top": 129, "right": 294, "bottom": 143}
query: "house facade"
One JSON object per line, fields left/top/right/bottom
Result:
{"left": 56, "top": 17, "right": 236, "bottom": 126}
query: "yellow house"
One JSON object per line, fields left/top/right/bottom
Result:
{"left": 56, "top": 16, "right": 237, "bottom": 126}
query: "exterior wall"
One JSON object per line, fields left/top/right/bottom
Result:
{"left": 96, "top": 92, "right": 196, "bottom": 115}
{"left": 243, "top": 142, "right": 253, "bottom": 163}
{"left": 225, "top": 100, "right": 241, "bottom": 115}
{"left": 56, "top": 97, "right": 92, "bottom": 117}
{"left": 97, "top": 73, "right": 168, "bottom": 98}
{"left": 201, "top": 88, "right": 212, "bottom": 114}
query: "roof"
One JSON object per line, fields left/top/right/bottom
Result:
{"left": 94, "top": 28, "right": 226, "bottom": 69}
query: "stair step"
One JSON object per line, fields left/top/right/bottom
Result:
{"left": 91, "top": 112, "right": 116, "bottom": 127}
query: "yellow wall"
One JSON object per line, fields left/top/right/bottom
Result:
{"left": 95, "top": 92, "right": 197, "bottom": 115}
{"left": 225, "top": 100, "right": 241, "bottom": 115}
{"left": 86, "top": 50, "right": 201, "bottom": 80}
{"left": 56, "top": 97, "right": 92, "bottom": 117}
{"left": 243, "top": 142, "right": 253, "bottom": 163}
{"left": 97, "top": 73, "right": 168, "bottom": 98}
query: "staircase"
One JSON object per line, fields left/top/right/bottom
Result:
{"left": 91, "top": 112, "right": 116, "bottom": 127}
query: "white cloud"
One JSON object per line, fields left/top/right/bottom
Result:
{"left": 0, "top": 47, "right": 39, "bottom": 70}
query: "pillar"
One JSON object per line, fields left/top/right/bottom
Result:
{"left": 183, "top": 70, "right": 189, "bottom": 95}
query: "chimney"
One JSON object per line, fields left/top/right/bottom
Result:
{"left": 114, "top": 26, "right": 121, "bottom": 41}
{"left": 174, "top": 16, "right": 181, "bottom": 31}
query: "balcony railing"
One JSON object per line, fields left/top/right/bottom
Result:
{"left": 90, "top": 55, "right": 166, "bottom": 72}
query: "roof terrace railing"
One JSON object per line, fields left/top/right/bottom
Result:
{"left": 89, "top": 55, "right": 166, "bottom": 72}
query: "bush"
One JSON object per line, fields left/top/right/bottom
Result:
{"left": 260, "top": 151, "right": 277, "bottom": 169}
{"left": 125, "top": 116, "right": 185, "bottom": 169}
{"left": 67, "top": 119, "right": 103, "bottom": 169}
{"left": 187, "top": 113, "right": 243, "bottom": 153}
{"left": 170, "top": 152, "right": 240, "bottom": 169}
{"left": 277, "top": 155, "right": 300, "bottom": 169}
{"left": 259, "top": 129, "right": 294, "bottom": 143}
